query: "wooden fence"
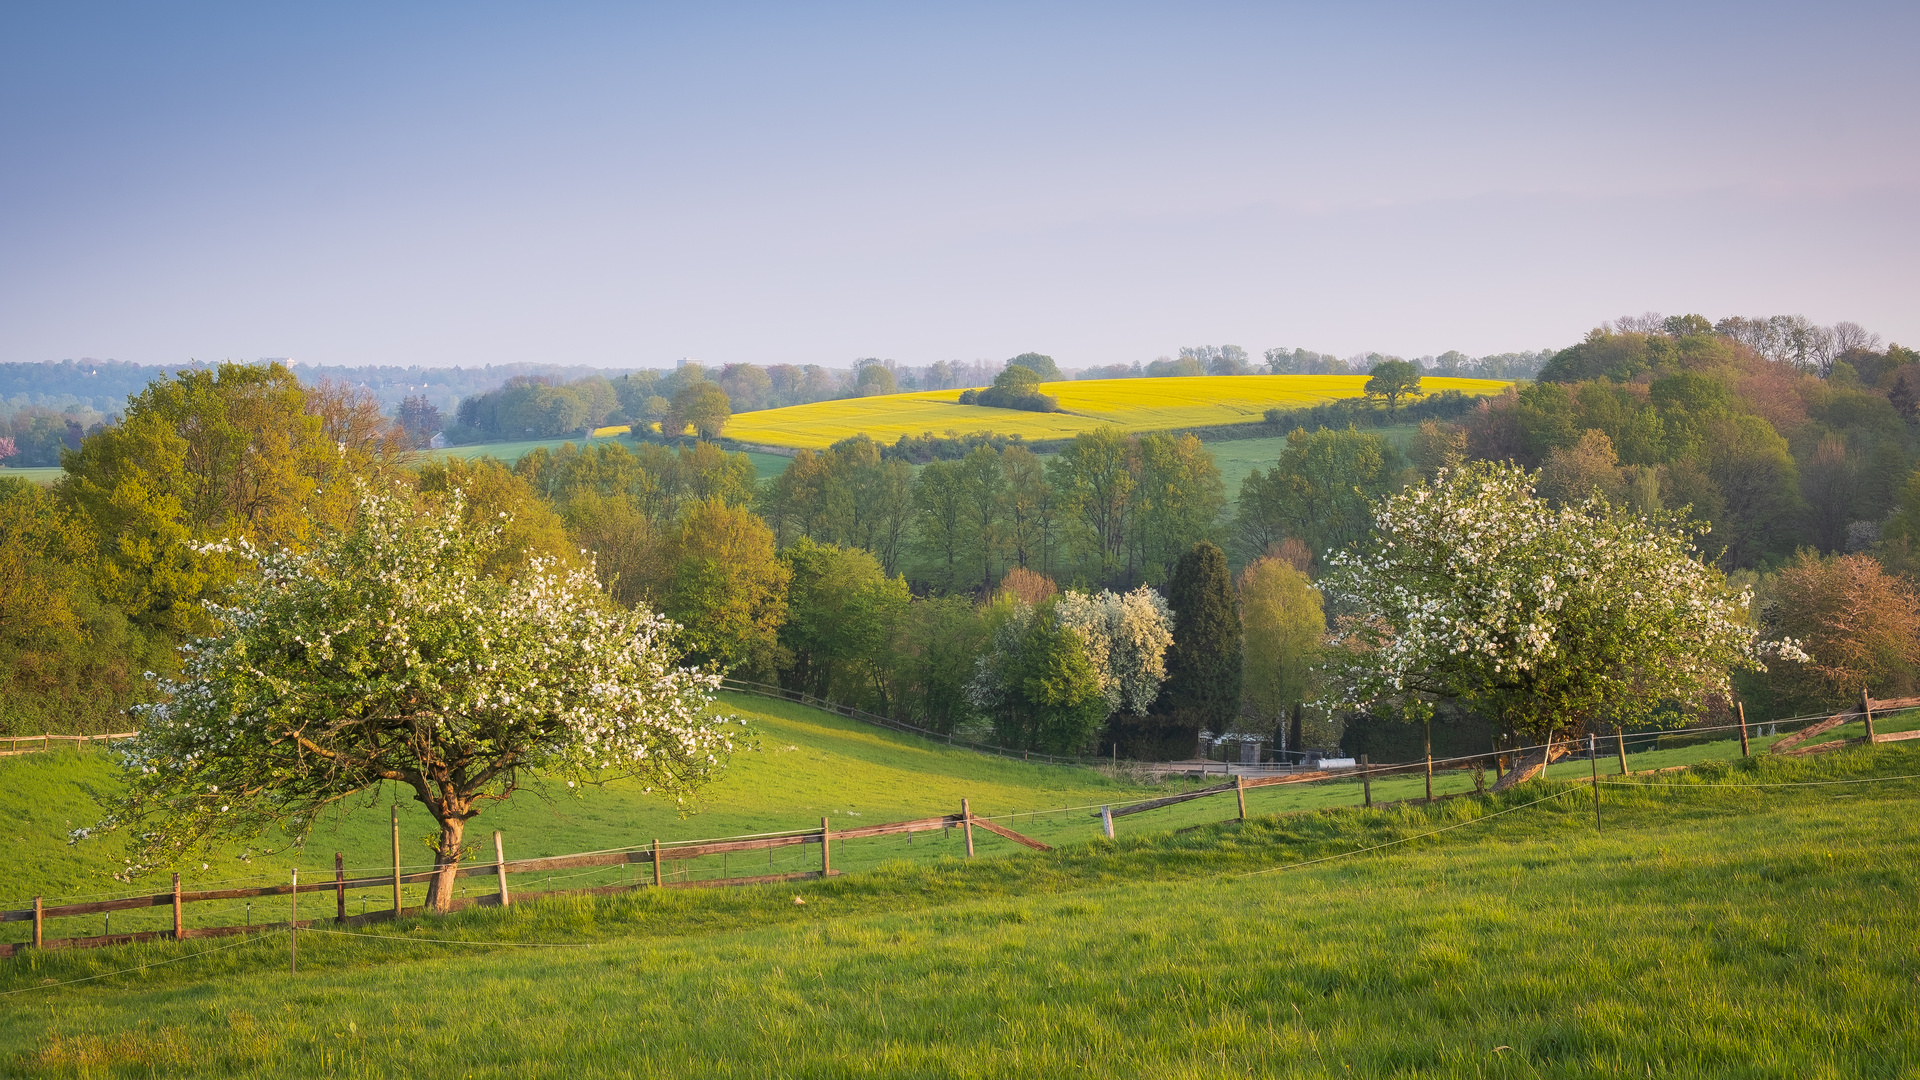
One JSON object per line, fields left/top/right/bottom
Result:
{"left": 1770, "top": 692, "right": 1920, "bottom": 756}
{"left": 0, "top": 799, "right": 1048, "bottom": 959}
{"left": 0, "top": 732, "right": 135, "bottom": 758}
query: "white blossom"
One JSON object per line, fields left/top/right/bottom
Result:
{"left": 1320, "top": 461, "right": 1805, "bottom": 737}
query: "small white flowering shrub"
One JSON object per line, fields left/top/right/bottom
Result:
{"left": 1053, "top": 586, "right": 1174, "bottom": 715}
{"left": 95, "top": 483, "right": 735, "bottom": 909}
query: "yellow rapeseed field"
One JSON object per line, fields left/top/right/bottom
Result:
{"left": 723, "top": 374, "right": 1512, "bottom": 449}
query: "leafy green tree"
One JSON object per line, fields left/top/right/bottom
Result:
{"left": 1702, "top": 414, "right": 1802, "bottom": 569}
{"left": 1535, "top": 429, "right": 1625, "bottom": 507}
{"left": 966, "top": 598, "right": 1107, "bottom": 754}
{"left": 663, "top": 382, "right": 732, "bottom": 439}
{"left": 59, "top": 363, "right": 374, "bottom": 639}
{"left": 518, "top": 440, "right": 756, "bottom": 529}
{"left": 910, "top": 460, "right": 970, "bottom": 592}
{"left": 1130, "top": 433, "right": 1225, "bottom": 585}
{"left": 0, "top": 478, "right": 160, "bottom": 734}
{"left": 853, "top": 362, "right": 897, "bottom": 397}
{"left": 1005, "top": 352, "right": 1063, "bottom": 381}
{"left": 969, "top": 364, "right": 1060, "bottom": 412}
{"left": 1000, "top": 445, "right": 1059, "bottom": 579}
{"left": 1160, "top": 542, "right": 1242, "bottom": 734}
{"left": 958, "top": 445, "right": 1008, "bottom": 591}
{"left": 890, "top": 595, "right": 988, "bottom": 734}
{"left": 1238, "top": 555, "right": 1324, "bottom": 748}
{"left": 1323, "top": 462, "right": 1799, "bottom": 780}
{"left": 718, "top": 363, "right": 774, "bottom": 411}
{"left": 657, "top": 498, "right": 789, "bottom": 675}
{"left": 1363, "top": 359, "right": 1422, "bottom": 416}
{"left": 1232, "top": 428, "right": 1402, "bottom": 563}
{"left": 94, "top": 484, "right": 734, "bottom": 910}
{"left": 1047, "top": 428, "right": 1136, "bottom": 587}
{"left": 758, "top": 437, "right": 914, "bottom": 573}
{"left": 778, "top": 539, "right": 910, "bottom": 708}
{"left": 414, "top": 457, "right": 575, "bottom": 580}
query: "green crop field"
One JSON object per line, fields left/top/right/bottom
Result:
{"left": 4, "top": 695, "right": 1916, "bottom": 1077}
{"left": 724, "top": 375, "right": 1512, "bottom": 450}
{"left": 0, "top": 466, "right": 63, "bottom": 486}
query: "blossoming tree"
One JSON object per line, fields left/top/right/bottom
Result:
{"left": 1053, "top": 586, "right": 1175, "bottom": 716}
{"left": 100, "top": 485, "right": 736, "bottom": 911}
{"left": 1322, "top": 461, "right": 1800, "bottom": 786}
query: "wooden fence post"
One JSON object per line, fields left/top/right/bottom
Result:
{"left": 1736, "top": 702, "right": 1750, "bottom": 756}
{"left": 290, "top": 869, "right": 298, "bottom": 974}
{"left": 1589, "top": 734, "right": 1601, "bottom": 833}
{"left": 1862, "top": 688, "right": 1875, "bottom": 742}
{"left": 652, "top": 839, "right": 663, "bottom": 887}
{"left": 172, "top": 872, "right": 183, "bottom": 941}
{"left": 1100, "top": 805, "right": 1114, "bottom": 839}
{"left": 335, "top": 852, "right": 345, "bottom": 921}
{"left": 494, "top": 831, "right": 510, "bottom": 908}
{"left": 962, "top": 799, "right": 975, "bottom": 858}
{"left": 1360, "top": 755, "right": 1372, "bottom": 807}
{"left": 1235, "top": 775, "right": 1247, "bottom": 821}
{"left": 32, "top": 897, "right": 41, "bottom": 949}
{"left": 391, "top": 804, "right": 402, "bottom": 914}
{"left": 1424, "top": 727, "right": 1434, "bottom": 804}
{"left": 1616, "top": 730, "right": 1629, "bottom": 775}
{"left": 821, "top": 817, "right": 832, "bottom": 875}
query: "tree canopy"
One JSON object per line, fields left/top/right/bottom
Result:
{"left": 98, "top": 484, "right": 735, "bottom": 909}
{"left": 1322, "top": 462, "right": 1802, "bottom": 748}
{"left": 1363, "top": 359, "right": 1422, "bottom": 415}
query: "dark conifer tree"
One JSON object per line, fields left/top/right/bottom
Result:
{"left": 1160, "top": 541, "right": 1243, "bottom": 734}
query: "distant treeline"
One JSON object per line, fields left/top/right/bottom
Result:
{"left": 1076, "top": 346, "right": 1556, "bottom": 381}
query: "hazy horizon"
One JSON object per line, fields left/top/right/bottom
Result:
{"left": 3, "top": 2, "right": 1915, "bottom": 370}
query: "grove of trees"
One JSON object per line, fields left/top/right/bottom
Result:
{"left": 12, "top": 310, "right": 1920, "bottom": 797}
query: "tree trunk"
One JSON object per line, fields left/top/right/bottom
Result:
{"left": 425, "top": 816, "right": 467, "bottom": 913}
{"left": 1488, "top": 739, "right": 1572, "bottom": 792}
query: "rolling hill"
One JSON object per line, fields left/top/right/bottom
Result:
{"left": 722, "top": 374, "right": 1513, "bottom": 450}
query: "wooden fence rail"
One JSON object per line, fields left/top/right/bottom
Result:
{"left": 0, "top": 732, "right": 136, "bottom": 758}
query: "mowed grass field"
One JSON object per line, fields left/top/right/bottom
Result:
{"left": 3, "top": 735, "right": 1917, "bottom": 1077}
{"left": 724, "top": 375, "right": 1513, "bottom": 450}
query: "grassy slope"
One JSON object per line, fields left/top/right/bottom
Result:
{"left": 0, "top": 693, "right": 1212, "bottom": 937}
{"left": 3, "top": 743, "right": 1917, "bottom": 1077}
{"left": 724, "top": 375, "right": 1511, "bottom": 450}
{"left": 8, "top": 696, "right": 1905, "bottom": 940}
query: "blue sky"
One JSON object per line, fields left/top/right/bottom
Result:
{"left": 2, "top": 2, "right": 1915, "bottom": 370}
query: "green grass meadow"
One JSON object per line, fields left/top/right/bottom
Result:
{"left": 424, "top": 437, "right": 791, "bottom": 480}
{"left": 3, "top": 694, "right": 1919, "bottom": 1076}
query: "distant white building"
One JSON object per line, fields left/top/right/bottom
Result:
{"left": 677, "top": 357, "right": 703, "bottom": 369}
